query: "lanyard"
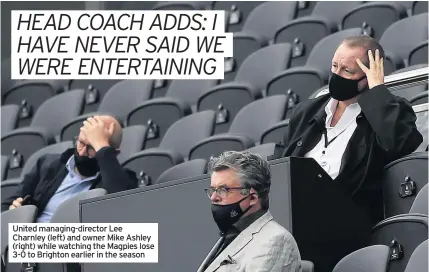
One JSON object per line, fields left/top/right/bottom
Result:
{"left": 323, "top": 128, "right": 347, "bottom": 148}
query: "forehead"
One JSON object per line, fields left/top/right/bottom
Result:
{"left": 332, "top": 44, "right": 366, "bottom": 67}
{"left": 210, "top": 169, "right": 241, "bottom": 187}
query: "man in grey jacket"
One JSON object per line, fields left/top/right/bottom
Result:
{"left": 200, "top": 151, "right": 302, "bottom": 272}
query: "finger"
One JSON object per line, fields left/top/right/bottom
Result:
{"left": 12, "top": 200, "right": 22, "bottom": 207}
{"left": 375, "top": 49, "right": 380, "bottom": 63}
{"left": 356, "top": 58, "right": 369, "bottom": 74}
{"left": 380, "top": 57, "right": 384, "bottom": 78}
{"left": 87, "top": 117, "right": 98, "bottom": 126}
{"left": 368, "top": 50, "right": 374, "bottom": 68}
{"left": 9, "top": 205, "right": 16, "bottom": 210}
{"left": 16, "top": 197, "right": 24, "bottom": 203}
{"left": 108, "top": 123, "right": 114, "bottom": 135}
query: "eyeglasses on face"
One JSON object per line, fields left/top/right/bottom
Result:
{"left": 205, "top": 187, "right": 250, "bottom": 199}
{"left": 73, "top": 136, "right": 95, "bottom": 154}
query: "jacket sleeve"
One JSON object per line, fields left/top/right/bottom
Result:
{"left": 358, "top": 84, "right": 423, "bottom": 160}
{"left": 94, "top": 146, "right": 138, "bottom": 193}
{"left": 1, "top": 155, "right": 46, "bottom": 212}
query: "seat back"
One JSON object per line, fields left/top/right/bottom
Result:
{"left": 332, "top": 245, "right": 390, "bottom": 272}
{"left": 242, "top": 1, "right": 298, "bottom": 40}
{"left": 229, "top": 95, "right": 287, "bottom": 143}
{"left": 213, "top": 1, "right": 264, "bottom": 32}
{"left": 261, "top": 119, "right": 290, "bottom": 145}
{"left": 235, "top": 43, "right": 292, "bottom": 90}
{"left": 382, "top": 152, "right": 428, "bottom": 218}
{"left": 306, "top": 28, "right": 362, "bottom": 71}
{"left": 166, "top": 80, "right": 218, "bottom": 107}
{"left": 414, "top": 103, "right": 429, "bottom": 152}
{"left": 1, "top": 105, "right": 19, "bottom": 136}
{"left": 31, "top": 89, "right": 85, "bottom": 137}
{"left": 1, "top": 155, "right": 8, "bottom": 180}
{"left": 156, "top": 159, "right": 207, "bottom": 184}
{"left": 404, "top": 240, "right": 428, "bottom": 272}
{"left": 117, "top": 125, "right": 146, "bottom": 163}
{"left": 99, "top": 80, "right": 153, "bottom": 119}
{"left": 409, "top": 41, "right": 428, "bottom": 66}
{"left": 380, "top": 13, "right": 428, "bottom": 64}
{"left": 342, "top": 2, "right": 408, "bottom": 40}
{"left": 312, "top": 1, "right": 363, "bottom": 27}
{"left": 410, "top": 184, "right": 428, "bottom": 215}
{"left": 1, "top": 205, "right": 38, "bottom": 256}
{"left": 20, "top": 141, "right": 73, "bottom": 178}
{"left": 160, "top": 111, "right": 216, "bottom": 159}
{"left": 0, "top": 179, "right": 22, "bottom": 213}
{"left": 371, "top": 214, "right": 428, "bottom": 272}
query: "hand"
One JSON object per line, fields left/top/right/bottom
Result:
{"left": 9, "top": 197, "right": 24, "bottom": 210}
{"left": 80, "top": 116, "right": 114, "bottom": 152}
{"left": 356, "top": 49, "right": 384, "bottom": 89}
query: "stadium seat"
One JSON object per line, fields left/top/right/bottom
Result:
{"left": 2, "top": 80, "right": 69, "bottom": 127}
{"left": 332, "top": 245, "right": 390, "bottom": 272}
{"left": 117, "top": 125, "right": 147, "bottom": 164}
{"left": 122, "top": 111, "right": 215, "bottom": 186}
{"left": 380, "top": 13, "right": 429, "bottom": 66}
{"left": 223, "top": 33, "right": 268, "bottom": 83}
{"left": 404, "top": 240, "right": 428, "bottom": 272}
{"left": 1, "top": 105, "right": 19, "bottom": 136}
{"left": 127, "top": 80, "right": 216, "bottom": 149}
{"left": 246, "top": 143, "right": 278, "bottom": 159}
{"left": 190, "top": 95, "right": 287, "bottom": 160}
{"left": 412, "top": 1, "right": 429, "bottom": 15}
{"left": 34, "top": 189, "right": 107, "bottom": 272}
{"left": 371, "top": 214, "right": 428, "bottom": 272}
{"left": 311, "top": 1, "right": 363, "bottom": 28}
{"left": 19, "top": 141, "right": 73, "bottom": 179}
{"left": 152, "top": 1, "right": 208, "bottom": 10}
{"left": 1, "top": 128, "right": 55, "bottom": 179}
{"left": 105, "top": 1, "right": 155, "bottom": 10}
{"left": 68, "top": 80, "right": 121, "bottom": 113}
{"left": 295, "top": 1, "right": 318, "bottom": 18}
{"left": 151, "top": 80, "right": 172, "bottom": 98}
{"left": 274, "top": 16, "right": 338, "bottom": 67}
{"left": 266, "top": 28, "right": 362, "bottom": 103}
{"left": 341, "top": 2, "right": 408, "bottom": 40}
{"left": 60, "top": 80, "right": 153, "bottom": 141}
{"left": 198, "top": 43, "right": 292, "bottom": 134}
{"left": 409, "top": 91, "right": 428, "bottom": 106}
{"left": 213, "top": 1, "right": 264, "bottom": 32}
{"left": 410, "top": 184, "right": 428, "bottom": 215}
{"left": 1, "top": 156, "right": 8, "bottom": 181}
{"left": 1, "top": 205, "right": 37, "bottom": 271}
{"left": 240, "top": 1, "right": 298, "bottom": 41}
{"left": 408, "top": 41, "right": 428, "bottom": 66}
{"left": 0, "top": 179, "right": 21, "bottom": 212}
{"left": 260, "top": 119, "right": 290, "bottom": 145}
{"left": 1, "top": 58, "right": 18, "bottom": 99}
{"left": 382, "top": 152, "right": 428, "bottom": 218}
{"left": 155, "top": 159, "right": 207, "bottom": 184}
{"left": 30, "top": 89, "right": 85, "bottom": 140}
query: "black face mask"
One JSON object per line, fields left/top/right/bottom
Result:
{"left": 74, "top": 149, "right": 100, "bottom": 177}
{"left": 211, "top": 194, "right": 254, "bottom": 233}
{"left": 328, "top": 73, "right": 367, "bottom": 101}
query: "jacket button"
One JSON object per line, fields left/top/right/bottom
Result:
{"left": 297, "top": 141, "right": 302, "bottom": 147}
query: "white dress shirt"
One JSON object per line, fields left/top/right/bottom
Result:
{"left": 305, "top": 99, "right": 361, "bottom": 180}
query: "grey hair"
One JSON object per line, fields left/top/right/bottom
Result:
{"left": 207, "top": 150, "right": 271, "bottom": 209}
{"left": 340, "top": 35, "right": 385, "bottom": 66}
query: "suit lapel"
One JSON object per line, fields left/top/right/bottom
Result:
{"left": 205, "top": 211, "right": 273, "bottom": 272}
{"left": 292, "top": 110, "right": 327, "bottom": 157}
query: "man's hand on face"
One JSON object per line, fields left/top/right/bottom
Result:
{"left": 356, "top": 49, "right": 385, "bottom": 89}
{"left": 80, "top": 116, "right": 114, "bottom": 152}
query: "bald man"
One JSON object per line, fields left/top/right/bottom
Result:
{"left": 1, "top": 115, "right": 138, "bottom": 222}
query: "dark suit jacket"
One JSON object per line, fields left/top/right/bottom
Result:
{"left": 1, "top": 146, "right": 138, "bottom": 215}
{"left": 283, "top": 85, "right": 423, "bottom": 223}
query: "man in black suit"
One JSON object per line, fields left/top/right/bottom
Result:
{"left": 283, "top": 36, "right": 423, "bottom": 224}
{"left": 2, "top": 115, "right": 138, "bottom": 222}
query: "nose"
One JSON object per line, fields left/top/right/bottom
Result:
{"left": 210, "top": 192, "right": 220, "bottom": 203}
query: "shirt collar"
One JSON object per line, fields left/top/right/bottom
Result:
{"left": 66, "top": 155, "right": 100, "bottom": 181}
{"left": 324, "top": 98, "right": 361, "bottom": 127}
{"left": 233, "top": 208, "right": 268, "bottom": 233}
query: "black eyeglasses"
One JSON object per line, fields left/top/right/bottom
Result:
{"left": 205, "top": 187, "right": 250, "bottom": 199}
{"left": 73, "top": 136, "right": 95, "bottom": 155}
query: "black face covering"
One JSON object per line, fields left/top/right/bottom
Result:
{"left": 74, "top": 149, "right": 100, "bottom": 177}
{"left": 211, "top": 194, "right": 254, "bottom": 233}
{"left": 328, "top": 73, "right": 367, "bottom": 101}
